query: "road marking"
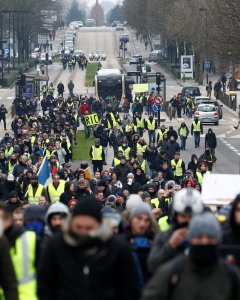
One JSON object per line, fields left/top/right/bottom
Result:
{"left": 7, "top": 97, "right": 13, "bottom": 100}
{"left": 177, "top": 118, "right": 184, "bottom": 122}
{"left": 233, "top": 149, "right": 238, "bottom": 152}
{"left": 228, "top": 134, "right": 240, "bottom": 139}
{"left": 237, "top": 153, "right": 240, "bottom": 156}
{"left": 217, "top": 134, "right": 226, "bottom": 138}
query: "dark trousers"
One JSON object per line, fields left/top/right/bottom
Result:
{"left": 0, "top": 118, "right": 6, "bottom": 129}
{"left": 92, "top": 161, "right": 103, "bottom": 172}
{"left": 194, "top": 132, "right": 200, "bottom": 147}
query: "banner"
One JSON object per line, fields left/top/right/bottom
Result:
{"left": 181, "top": 55, "right": 193, "bottom": 79}
{"left": 84, "top": 114, "right": 100, "bottom": 126}
{"left": 132, "top": 83, "right": 149, "bottom": 93}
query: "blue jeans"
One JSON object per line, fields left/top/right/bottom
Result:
{"left": 84, "top": 125, "right": 90, "bottom": 139}
{"left": 194, "top": 132, "right": 200, "bottom": 147}
{"left": 180, "top": 138, "right": 186, "bottom": 150}
{"left": 148, "top": 130, "right": 156, "bottom": 143}
{"left": 137, "top": 128, "right": 144, "bottom": 137}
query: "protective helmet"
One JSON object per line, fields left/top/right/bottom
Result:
{"left": 46, "top": 203, "right": 69, "bottom": 224}
{"left": 173, "top": 188, "right": 203, "bottom": 216}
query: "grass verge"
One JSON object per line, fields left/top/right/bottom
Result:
{"left": 85, "top": 62, "right": 98, "bottom": 87}
{"left": 73, "top": 130, "right": 94, "bottom": 160}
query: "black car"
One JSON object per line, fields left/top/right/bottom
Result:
{"left": 181, "top": 86, "right": 201, "bottom": 97}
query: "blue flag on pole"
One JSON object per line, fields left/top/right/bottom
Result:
{"left": 37, "top": 157, "right": 52, "bottom": 187}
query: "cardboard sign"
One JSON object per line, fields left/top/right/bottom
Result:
{"left": 84, "top": 114, "right": 99, "bottom": 126}
{"left": 202, "top": 174, "right": 240, "bottom": 205}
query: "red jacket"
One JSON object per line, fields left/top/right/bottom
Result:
{"left": 80, "top": 103, "right": 90, "bottom": 114}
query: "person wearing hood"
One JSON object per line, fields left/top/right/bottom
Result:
{"left": 187, "top": 154, "right": 198, "bottom": 175}
{"left": 161, "top": 161, "right": 175, "bottom": 181}
{"left": 59, "top": 181, "right": 78, "bottom": 206}
{"left": 37, "top": 200, "right": 140, "bottom": 300}
{"left": 0, "top": 174, "right": 19, "bottom": 201}
{"left": 165, "top": 137, "right": 180, "bottom": 160}
{"left": 0, "top": 203, "right": 38, "bottom": 300}
{"left": 223, "top": 194, "right": 240, "bottom": 246}
{"left": 191, "top": 117, "right": 203, "bottom": 148}
{"left": 134, "top": 167, "right": 148, "bottom": 186}
{"left": 122, "top": 173, "right": 141, "bottom": 194}
{"left": 114, "top": 157, "right": 133, "bottom": 184}
{"left": 167, "top": 126, "right": 178, "bottom": 141}
{"left": 147, "top": 188, "right": 204, "bottom": 273}
{"left": 205, "top": 128, "right": 217, "bottom": 154}
{"left": 200, "top": 147, "right": 217, "bottom": 171}
{"left": 146, "top": 142, "right": 158, "bottom": 175}
{"left": 25, "top": 175, "right": 48, "bottom": 204}
{"left": 45, "top": 203, "right": 69, "bottom": 238}
{"left": 5, "top": 191, "right": 23, "bottom": 212}
{"left": 123, "top": 203, "right": 158, "bottom": 287}
{"left": 12, "top": 155, "right": 31, "bottom": 179}
{"left": 142, "top": 212, "right": 240, "bottom": 300}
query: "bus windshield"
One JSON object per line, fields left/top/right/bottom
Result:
{"left": 97, "top": 76, "right": 123, "bottom": 99}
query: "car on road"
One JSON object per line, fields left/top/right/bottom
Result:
{"left": 112, "top": 21, "right": 120, "bottom": 27}
{"left": 195, "top": 103, "right": 219, "bottom": 125}
{"left": 74, "top": 49, "right": 84, "bottom": 58}
{"left": 116, "top": 24, "right": 124, "bottom": 31}
{"left": 129, "top": 54, "right": 143, "bottom": 65}
{"left": 40, "top": 53, "right": 52, "bottom": 64}
{"left": 181, "top": 86, "right": 201, "bottom": 97}
{"left": 137, "top": 64, "right": 151, "bottom": 73}
{"left": 119, "top": 34, "right": 129, "bottom": 43}
{"left": 194, "top": 97, "right": 223, "bottom": 119}
{"left": 195, "top": 96, "right": 211, "bottom": 106}
{"left": 148, "top": 50, "right": 162, "bottom": 62}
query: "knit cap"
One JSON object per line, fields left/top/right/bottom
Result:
{"left": 188, "top": 212, "right": 222, "bottom": 242}
{"left": 130, "top": 202, "right": 153, "bottom": 220}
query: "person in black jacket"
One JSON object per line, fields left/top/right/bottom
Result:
{"left": 37, "top": 200, "right": 140, "bottom": 300}
{"left": 0, "top": 104, "right": 8, "bottom": 130}
{"left": 205, "top": 128, "right": 217, "bottom": 154}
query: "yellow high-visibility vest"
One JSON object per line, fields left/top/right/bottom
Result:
{"left": 147, "top": 119, "right": 156, "bottom": 131}
{"left": 179, "top": 127, "right": 187, "bottom": 137}
{"left": 159, "top": 216, "right": 171, "bottom": 232}
{"left": 10, "top": 231, "right": 38, "bottom": 300}
{"left": 151, "top": 198, "right": 159, "bottom": 208}
{"left": 137, "top": 159, "right": 147, "bottom": 172}
{"left": 91, "top": 146, "right": 103, "bottom": 161}
{"left": 137, "top": 143, "right": 147, "bottom": 153}
{"left": 48, "top": 180, "right": 65, "bottom": 203}
{"left": 31, "top": 136, "right": 36, "bottom": 146}
{"left": 27, "top": 184, "right": 44, "bottom": 204}
{"left": 110, "top": 113, "right": 120, "bottom": 128}
{"left": 171, "top": 159, "right": 183, "bottom": 177}
{"left": 5, "top": 147, "right": 14, "bottom": 156}
{"left": 44, "top": 149, "right": 55, "bottom": 159}
{"left": 125, "top": 124, "right": 133, "bottom": 133}
{"left": 113, "top": 157, "right": 121, "bottom": 166}
{"left": 8, "top": 161, "right": 16, "bottom": 174}
{"left": 118, "top": 146, "right": 131, "bottom": 160}
{"left": 157, "top": 129, "right": 168, "bottom": 142}
{"left": 193, "top": 121, "right": 201, "bottom": 132}
{"left": 136, "top": 117, "right": 144, "bottom": 128}
{"left": 196, "top": 171, "right": 210, "bottom": 184}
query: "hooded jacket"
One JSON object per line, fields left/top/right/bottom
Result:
{"left": 37, "top": 218, "right": 140, "bottom": 300}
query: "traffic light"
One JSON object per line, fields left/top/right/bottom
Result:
{"left": 156, "top": 72, "right": 161, "bottom": 85}
{"left": 20, "top": 73, "right": 26, "bottom": 86}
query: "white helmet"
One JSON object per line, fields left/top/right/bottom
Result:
{"left": 173, "top": 188, "right": 203, "bottom": 215}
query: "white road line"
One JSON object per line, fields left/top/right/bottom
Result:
{"left": 237, "top": 153, "right": 240, "bottom": 156}
{"left": 7, "top": 97, "right": 13, "bottom": 100}
{"left": 233, "top": 149, "right": 238, "bottom": 152}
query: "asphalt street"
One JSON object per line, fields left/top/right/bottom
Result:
{"left": 0, "top": 26, "right": 239, "bottom": 174}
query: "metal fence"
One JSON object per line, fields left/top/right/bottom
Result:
{"left": 216, "top": 91, "right": 237, "bottom": 111}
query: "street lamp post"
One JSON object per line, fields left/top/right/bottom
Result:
{"left": 199, "top": 7, "right": 208, "bottom": 84}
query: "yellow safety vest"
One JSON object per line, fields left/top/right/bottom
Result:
{"left": 179, "top": 127, "right": 187, "bottom": 137}
{"left": 44, "top": 149, "right": 55, "bottom": 159}
{"left": 118, "top": 146, "right": 131, "bottom": 160}
{"left": 193, "top": 121, "right": 201, "bottom": 132}
{"left": 91, "top": 146, "right": 103, "bottom": 161}
{"left": 137, "top": 143, "right": 147, "bottom": 153}
{"left": 157, "top": 129, "right": 168, "bottom": 142}
{"left": 23, "top": 153, "right": 30, "bottom": 159}
{"left": 110, "top": 113, "right": 120, "bottom": 128}
{"left": 48, "top": 85, "right": 55, "bottom": 92}
{"left": 147, "top": 120, "right": 156, "bottom": 131}
{"left": 10, "top": 231, "right": 37, "bottom": 300}
{"left": 31, "top": 136, "right": 36, "bottom": 146}
{"left": 196, "top": 171, "right": 210, "bottom": 184}
{"left": 136, "top": 96, "right": 143, "bottom": 103}
{"left": 151, "top": 198, "right": 159, "bottom": 208}
{"left": 171, "top": 159, "right": 183, "bottom": 177}
{"left": 27, "top": 184, "right": 44, "bottom": 204}
{"left": 137, "top": 159, "right": 147, "bottom": 172}
{"left": 159, "top": 216, "right": 171, "bottom": 232}
{"left": 125, "top": 124, "right": 133, "bottom": 133}
{"left": 8, "top": 161, "right": 16, "bottom": 174}
{"left": 136, "top": 117, "right": 144, "bottom": 128}
{"left": 113, "top": 157, "right": 121, "bottom": 166}
{"left": 5, "top": 147, "right": 14, "bottom": 156}
{"left": 48, "top": 180, "right": 65, "bottom": 203}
